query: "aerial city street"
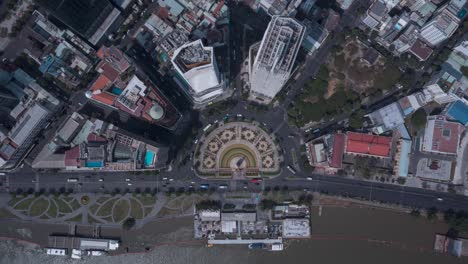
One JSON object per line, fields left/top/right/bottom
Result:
{"left": 1, "top": 0, "right": 468, "bottom": 262}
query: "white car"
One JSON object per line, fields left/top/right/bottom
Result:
{"left": 98, "top": 178, "right": 104, "bottom": 182}
{"left": 169, "top": 178, "right": 174, "bottom": 182}
{"left": 162, "top": 177, "right": 168, "bottom": 181}
{"left": 436, "top": 197, "right": 443, "bottom": 202}
{"left": 125, "top": 178, "right": 131, "bottom": 182}
{"left": 127, "top": 183, "right": 133, "bottom": 186}
{"left": 306, "top": 177, "right": 313, "bottom": 181}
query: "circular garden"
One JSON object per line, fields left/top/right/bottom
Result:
{"left": 195, "top": 121, "right": 280, "bottom": 178}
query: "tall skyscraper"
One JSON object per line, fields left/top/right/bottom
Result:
{"left": 249, "top": 16, "right": 305, "bottom": 104}
{"left": 171, "top": 40, "right": 226, "bottom": 107}
{"left": 37, "top": 0, "right": 122, "bottom": 45}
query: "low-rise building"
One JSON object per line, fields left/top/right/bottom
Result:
{"left": 282, "top": 218, "right": 310, "bottom": 238}
{"left": 421, "top": 115, "right": 463, "bottom": 155}
{"left": 367, "top": 102, "right": 405, "bottom": 134}
{"left": 345, "top": 132, "right": 392, "bottom": 158}
{"left": 32, "top": 112, "right": 167, "bottom": 171}
{"left": 420, "top": 6, "right": 460, "bottom": 46}
{"left": 434, "top": 234, "right": 468, "bottom": 257}
{"left": 305, "top": 133, "right": 345, "bottom": 169}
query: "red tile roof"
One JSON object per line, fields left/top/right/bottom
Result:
{"left": 100, "top": 62, "right": 120, "bottom": 82}
{"left": 346, "top": 132, "right": 392, "bottom": 157}
{"left": 330, "top": 133, "right": 345, "bottom": 168}
{"left": 425, "top": 116, "right": 462, "bottom": 154}
{"left": 64, "top": 146, "right": 80, "bottom": 167}
{"left": 92, "top": 92, "right": 117, "bottom": 106}
{"left": 90, "top": 74, "right": 111, "bottom": 92}
{"left": 87, "top": 133, "right": 107, "bottom": 142}
{"left": 212, "top": 0, "right": 224, "bottom": 16}
{"left": 409, "top": 39, "right": 433, "bottom": 61}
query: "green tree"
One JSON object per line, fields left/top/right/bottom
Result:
{"left": 349, "top": 109, "right": 365, "bottom": 129}
{"left": 461, "top": 66, "right": 468, "bottom": 78}
{"left": 259, "top": 199, "right": 276, "bottom": 210}
{"left": 427, "top": 207, "right": 438, "bottom": 221}
{"left": 411, "top": 109, "right": 427, "bottom": 131}
{"left": 122, "top": 217, "right": 136, "bottom": 230}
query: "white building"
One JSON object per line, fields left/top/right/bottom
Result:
{"left": 171, "top": 40, "right": 226, "bottom": 107}
{"left": 420, "top": 6, "right": 460, "bottom": 46}
{"left": 249, "top": 16, "right": 305, "bottom": 104}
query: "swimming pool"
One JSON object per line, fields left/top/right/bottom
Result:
{"left": 111, "top": 87, "right": 123, "bottom": 95}
{"left": 145, "top": 151, "right": 155, "bottom": 167}
{"left": 86, "top": 161, "right": 103, "bottom": 167}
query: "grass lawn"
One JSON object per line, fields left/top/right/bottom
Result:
{"left": 13, "top": 197, "right": 35, "bottom": 211}
{"left": 97, "top": 198, "right": 119, "bottom": 217}
{"left": 129, "top": 198, "right": 143, "bottom": 219}
{"left": 29, "top": 198, "right": 49, "bottom": 217}
{"left": 157, "top": 207, "right": 180, "bottom": 218}
{"left": 89, "top": 203, "right": 100, "bottom": 215}
{"left": 137, "top": 195, "right": 156, "bottom": 206}
{"left": 144, "top": 207, "right": 153, "bottom": 217}
{"left": 88, "top": 215, "right": 104, "bottom": 224}
{"left": 97, "top": 196, "right": 112, "bottom": 204}
{"left": 8, "top": 197, "right": 24, "bottom": 207}
{"left": 65, "top": 214, "right": 82, "bottom": 223}
{"left": 113, "top": 199, "right": 130, "bottom": 223}
{"left": 69, "top": 199, "right": 81, "bottom": 211}
{"left": 47, "top": 201, "right": 58, "bottom": 218}
{"left": 53, "top": 197, "right": 72, "bottom": 214}
{"left": 0, "top": 207, "right": 17, "bottom": 218}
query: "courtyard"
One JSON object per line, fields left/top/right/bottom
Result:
{"left": 194, "top": 121, "right": 281, "bottom": 178}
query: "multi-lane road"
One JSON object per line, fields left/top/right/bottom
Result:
{"left": 4, "top": 169, "right": 468, "bottom": 212}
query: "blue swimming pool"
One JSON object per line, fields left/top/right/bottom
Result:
{"left": 86, "top": 161, "right": 103, "bottom": 167}
{"left": 111, "top": 87, "right": 123, "bottom": 95}
{"left": 145, "top": 151, "right": 155, "bottom": 167}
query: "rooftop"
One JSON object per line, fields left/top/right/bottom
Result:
{"left": 346, "top": 132, "right": 392, "bottom": 158}
{"left": 422, "top": 115, "right": 463, "bottom": 155}
{"left": 446, "top": 100, "right": 468, "bottom": 125}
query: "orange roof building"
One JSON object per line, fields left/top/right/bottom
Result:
{"left": 345, "top": 132, "right": 392, "bottom": 158}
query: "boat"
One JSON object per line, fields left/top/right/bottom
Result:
{"left": 248, "top": 243, "right": 267, "bottom": 250}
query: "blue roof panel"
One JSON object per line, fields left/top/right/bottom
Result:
{"left": 447, "top": 101, "right": 468, "bottom": 125}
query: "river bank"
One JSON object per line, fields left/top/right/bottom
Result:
{"left": 0, "top": 204, "right": 466, "bottom": 263}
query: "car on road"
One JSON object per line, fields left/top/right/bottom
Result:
{"left": 236, "top": 114, "right": 243, "bottom": 118}
{"left": 218, "top": 184, "right": 228, "bottom": 189}
{"left": 127, "top": 183, "right": 133, "bottom": 186}
{"left": 169, "top": 178, "right": 174, "bottom": 182}
{"left": 67, "top": 178, "right": 79, "bottom": 183}
{"left": 162, "top": 177, "right": 168, "bottom": 181}
{"left": 98, "top": 178, "right": 104, "bottom": 182}
{"left": 437, "top": 197, "right": 443, "bottom": 202}
{"left": 250, "top": 178, "right": 262, "bottom": 183}
{"left": 200, "top": 184, "right": 209, "bottom": 189}
{"left": 125, "top": 178, "right": 131, "bottom": 182}
{"left": 306, "top": 177, "right": 313, "bottom": 181}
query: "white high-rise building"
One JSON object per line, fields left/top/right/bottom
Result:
{"left": 248, "top": 16, "right": 305, "bottom": 104}
{"left": 420, "top": 6, "right": 460, "bottom": 46}
{"left": 171, "top": 40, "right": 226, "bottom": 107}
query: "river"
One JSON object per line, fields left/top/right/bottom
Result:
{"left": 0, "top": 206, "right": 465, "bottom": 264}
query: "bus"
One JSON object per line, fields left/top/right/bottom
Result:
{"left": 287, "top": 165, "right": 296, "bottom": 175}
{"left": 203, "top": 124, "right": 212, "bottom": 132}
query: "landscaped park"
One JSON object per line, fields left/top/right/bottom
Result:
{"left": 194, "top": 122, "right": 281, "bottom": 178}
